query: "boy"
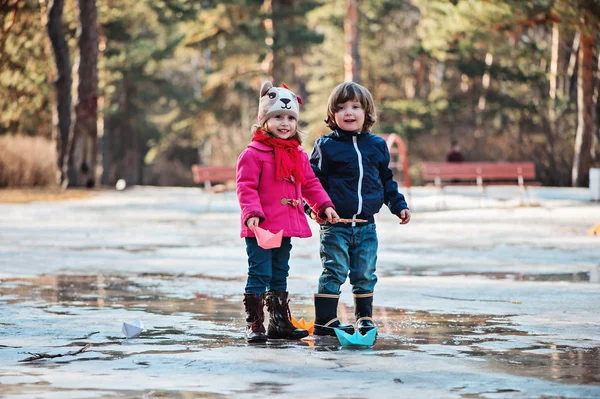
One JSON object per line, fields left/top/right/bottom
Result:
{"left": 309, "top": 82, "right": 411, "bottom": 336}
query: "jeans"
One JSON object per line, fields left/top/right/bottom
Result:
{"left": 317, "top": 223, "right": 378, "bottom": 295}
{"left": 245, "top": 237, "right": 292, "bottom": 294}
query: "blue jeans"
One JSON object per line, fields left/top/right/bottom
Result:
{"left": 245, "top": 237, "right": 292, "bottom": 294}
{"left": 318, "top": 223, "right": 378, "bottom": 295}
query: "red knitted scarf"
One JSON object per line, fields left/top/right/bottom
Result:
{"left": 252, "top": 130, "right": 306, "bottom": 184}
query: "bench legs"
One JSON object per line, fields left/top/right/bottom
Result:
{"left": 434, "top": 177, "right": 446, "bottom": 210}
{"left": 517, "top": 174, "right": 532, "bottom": 206}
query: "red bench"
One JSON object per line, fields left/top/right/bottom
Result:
{"left": 422, "top": 162, "right": 539, "bottom": 196}
{"left": 191, "top": 165, "right": 236, "bottom": 191}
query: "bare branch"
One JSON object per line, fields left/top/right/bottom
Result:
{"left": 19, "top": 344, "right": 91, "bottom": 362}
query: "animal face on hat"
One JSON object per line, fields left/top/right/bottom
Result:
{"left": 257, "top": 81, "right": 302, "bottom": 123}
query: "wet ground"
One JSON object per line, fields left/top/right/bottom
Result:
{"left": 1, "top": 187, "right": 599, "bottom": 398}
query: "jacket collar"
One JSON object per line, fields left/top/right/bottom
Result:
{"left": 332, "top": 128, "right": 363, "bottom": 139}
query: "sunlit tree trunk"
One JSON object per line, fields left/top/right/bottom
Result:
{"left": 572, "top": 26, "right": 595, "bottom": 187}
{"left": 546, "top": 22, "right": 559, "bottom": 182}
{"left": 344, "top": 0, "right": 360, "bottom": 83}
{"left": 68, "top": 0, "right": 98, "bottom": 188}
{"left": 46, "top": 0, "right": 71, "bottom": 185}
{"left": 473, "top": 52, "right": 493, "bottom": 155}
{"left": 565, "top": 32, "right": 580, "bottom": 100}
{"left": 549, "top": 23, "right": 559, "bottom": 104}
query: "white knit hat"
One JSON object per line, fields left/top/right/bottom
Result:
{"left": 257, "top": 81, "right": 302, "bottom": 123}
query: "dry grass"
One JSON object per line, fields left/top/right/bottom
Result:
{"left": 0, "top": 188, "right": 96, "bottom": 203}
{"left": 144, "top": 157, "right": 195, "bottom": 186}
{"left": 0, "top": 135, "right": 58, "bottom": 187}
{"left": 0, "top": 135, "right": 98, "bottom": 203}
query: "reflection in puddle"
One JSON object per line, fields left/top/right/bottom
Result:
{"left": 1, "top": 273, "right": 598, "bottom": 389}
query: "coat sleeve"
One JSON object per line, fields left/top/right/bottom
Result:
{"left": 378, "top": 141, "right": 409, "bottom": 215}
{"left": 305, "top": 138, "right": 329, "bottom": 216}
{"left": 236, "top": 149, "right": 265, "bottom": 224}
{"left": 301, "top": 151, "right": 334, "bottom": 217}
{"left": 309, "top": 138, "right": 328, "bottom": 189}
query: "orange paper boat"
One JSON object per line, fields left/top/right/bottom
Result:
{"left": 290, "top": 316, "right": 315, "bottom": 335}
{"left": 253, "top": 226, "right": 283, "bottom": 249}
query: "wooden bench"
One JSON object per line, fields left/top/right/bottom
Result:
{"left": 422, "top": 162, "right": 539, "bottom": 201}
{"left": 191, "top": 164, "right": 236, "bottom": 191}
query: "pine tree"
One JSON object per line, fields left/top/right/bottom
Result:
{"left": 99, "top": 0, "right": 199, "bottom": 185}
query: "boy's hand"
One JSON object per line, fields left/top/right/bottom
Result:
{"left": 399, "top": 209, "right": 411, "bottom": 225}
{"left": 246, "top": 217, "right": 260, "bottom": 229}
{"left": 323, "top": 207, "right": 340, "bottom": 224}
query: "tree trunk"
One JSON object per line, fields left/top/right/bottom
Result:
{"left": 269, "top": 0, "right": 294, "bottom": 84}
{"left": 68, "top": 0, "right": 99, "bottom": 188}
{"left": 102, "top": 77, "right": 143, "bottom": 186}
{"left": 344, "top": 0, "right": 360, "bottom": 83}
{"left": 549, "top": 23, "right": 559, "bottom": 102}
{"left": 414, "top": 53, "right": 426, "bottom": 98}
{"left": 473, "top": 52, "right": 493, "bottom": 155}
{"left": 572, "top": 27, "right": 595, "bottom": 187}
{"left": 261, "top": 0, "right": 274, "bottom": 79}
{"left": 291, "top": 0, "right": 307, "bottom": 100}
{"left": 595, "top": 31, "right": 600, "bottom": 151}
{"left": 565, "top": 32, "right": 580, "bottom": 100}
{"left": 46, "top": 0, "right": 71, "bottom": 185}
{"left": 546, "top": 23, "right": 559, "bottom": 183}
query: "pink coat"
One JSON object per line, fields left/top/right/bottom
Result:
{"left": 236, "top": 141, "right": 334, "bottom": 238}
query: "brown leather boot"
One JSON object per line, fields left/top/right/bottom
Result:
{"left": 266, "top": 291, "right": 308, "bottom": 340}
{"left": 243, "top": 293, "right": 267, "bottom": 343}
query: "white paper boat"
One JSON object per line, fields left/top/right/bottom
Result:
{"left": 122, "top": 319, "right": 144, "bottom": 338}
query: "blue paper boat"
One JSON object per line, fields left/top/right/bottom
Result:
{"left": 333, "top": 327, "right": 377, "bottom": 347}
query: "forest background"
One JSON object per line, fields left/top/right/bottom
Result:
{"left": 1, "top": 0, "right": 599, "bottom": 189}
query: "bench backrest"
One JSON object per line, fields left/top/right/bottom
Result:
{"left": 191, "top": 165, "right": 237, "bottom": 185}
{"left": 422, "top": 162, "right": 536, "bottom": 180}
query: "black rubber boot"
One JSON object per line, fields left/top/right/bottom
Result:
{"left": 266, "top": 291, "right": 308, "bottom": 340}
{"left": 354, "top": 293, "right": 377, "bottom": 335}
{"left": 313, "top": 294, "right": 355, "bottom": 336}
{"left": 243, "top": 293, "right": 267, "bottom": 343}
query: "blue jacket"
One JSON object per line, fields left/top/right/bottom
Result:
{"left": 309, "top": 129, "right": 408, "bottom": 223}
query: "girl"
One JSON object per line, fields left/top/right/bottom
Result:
{"left": 237, "top": 81, "right": 339, "bottom": 343}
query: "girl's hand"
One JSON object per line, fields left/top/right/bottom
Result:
{"left": 324, "top": 207, "right": 340, "bottom": 224}
{"left": 312, "top": 212, "right": 326, "bottom": 225}
{"left": 399, "top": 209, "right": 411, "bottom": 225}
{"left": 246, "top": 217, "right": 260, "bottom": 229}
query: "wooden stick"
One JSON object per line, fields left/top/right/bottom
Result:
{"left": 338, "top": 218, "right": 368, "bottom": 223}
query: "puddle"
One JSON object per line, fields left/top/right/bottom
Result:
{"left": 380, "top": 267, "right": 597, "bottom": 283}
{"left": 1, "top": 272, "right": 598, "bottom": 390}
{"left": 67, "top": 244, "right": 193, "bottom": 254}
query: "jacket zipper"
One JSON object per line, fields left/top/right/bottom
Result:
{"left": 352, "top": 136, "right": 363, "bottom": 226}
